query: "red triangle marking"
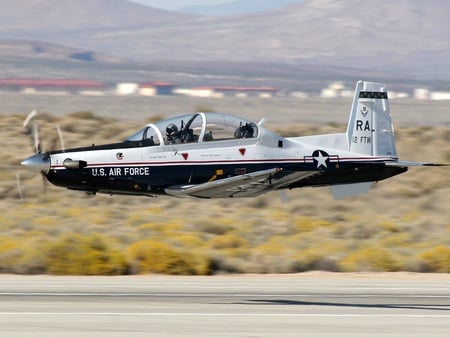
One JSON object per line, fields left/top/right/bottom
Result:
{"left": 239, "top": 148, "right": 246, "bottom": 156}
{"left": 182, "top": 153, "right": 189, "bottom": 160}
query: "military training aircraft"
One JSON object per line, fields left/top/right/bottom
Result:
{"left": 21, "top": 81, "right": 447, "bottom": 199}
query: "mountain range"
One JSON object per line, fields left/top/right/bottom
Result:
{"left": 180, "top": 0, "right": 304, "bottom": 16}
{"left": 0, "top": 0, "right": 449, "bottom": 88}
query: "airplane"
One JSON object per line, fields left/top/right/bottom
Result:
{"left": 21, "top": 81, "right": 447, "bottom": 199}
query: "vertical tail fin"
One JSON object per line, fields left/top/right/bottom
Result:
{"left": 346, "top": 81, "right": 397, "bottom": 157}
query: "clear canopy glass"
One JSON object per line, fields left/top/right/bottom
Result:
{"left": 126, "top": 112, "right": 258, "bottom": 146}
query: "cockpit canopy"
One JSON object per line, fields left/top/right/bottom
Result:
{"left": 126, "top": 112, "right": 259, "bottom": 146}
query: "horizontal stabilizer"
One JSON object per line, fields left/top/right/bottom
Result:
{"left": 384, "top": 161, "right": 449, "bottom": 167}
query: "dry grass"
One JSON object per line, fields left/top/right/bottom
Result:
{"left": 0, "top": 111, "right": 448, "bottom": 275}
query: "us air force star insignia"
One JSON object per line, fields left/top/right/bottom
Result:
{"left": 312, "top": 150, "right": 329, "bottom": 169}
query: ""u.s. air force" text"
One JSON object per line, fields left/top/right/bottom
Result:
{"left": 91, "top": 167, "right": 149, "bottom": 177}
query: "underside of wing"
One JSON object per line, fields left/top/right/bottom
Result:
{"left": 165, "top": 168, "right": 318, "bottom": 198}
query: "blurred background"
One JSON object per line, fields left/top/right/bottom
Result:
{"left": 0, "top": 0, "right": 449, "bottom": 275}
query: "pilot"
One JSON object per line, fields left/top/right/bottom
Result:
{"left": 234, "top": 123, "right": 256, "bottom": 138}
{"left": 203, "top": 130, "right": 214, "bottom": 141}
{"left": 165, "top": 123, "right": 181, "bottom": 144}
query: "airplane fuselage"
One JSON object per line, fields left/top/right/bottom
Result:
{"left": 44, "top": 135, "right": 405, "bottom": 198}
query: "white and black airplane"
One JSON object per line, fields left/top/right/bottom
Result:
{"left": 21, "top": 81, "right": 446, "bottom": 199}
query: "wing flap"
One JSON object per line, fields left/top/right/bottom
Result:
{"left": 165, "top": 168, "right": 317, "bottom": 198}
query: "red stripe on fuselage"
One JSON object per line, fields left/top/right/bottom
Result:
{"left": 50, "top": 156, "right": 396, "bottom": 170}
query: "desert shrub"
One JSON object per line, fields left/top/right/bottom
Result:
{"left": 9, "top": 237, "right": 52, "bottom": 274}
{"left": 68, "top": 111, "right": 99, "bottom": 120}
{"left": 289, "top": 249, "right": 322, "bottom": 272}
{"left": 195, "top": 218, "right": 234, "bottom": 235}
{"left": 34, "top": 215, "right": 59, "bottom": 227}
{"left": 293, "top": 216, "right": 334, "bottom": 233}
{"left": 209, "top": 249, "right": 252, "bottom": 273}
{"left": 420, "top": 246, "right": 450, "bottom": 272}
{"left": 168, "top": 233, "right": 205, "bottom": 249}
{"left": 0, "top": 236, "right": 22, "bottom": 272}
{"left": 146, "top": 114, "right": 165, "bottom": 123}
{"left": 289, "top": 256, "right": 339, "bottom": 273}
{"left": 381, "top": 233, "right": 416, "bottom": 250}
{"left": 288, "top": 241, "right": 344, "bottom": 272}
{"left": 0, "top": 236, "right": 52, "bottom": 274}
{"left": 247, "top": 195, "right": 269, "bottom": 209}
{"left": 209, "top": 234, "right": 248, "bottom": 249}
{"left": 194, "top": 104, "right": 215, "bottom": 113}
{"left": 255, "top": 236, "right": 286, "bottom": 255}
{"left": 339, "top": 247, "right": 401, "bottom": 272}
{"left": 128, "top": 239, "right": 211, "bottom": 275}
{"left": 379, "top": 220, "right": 401, "bottom": 233}
{"left": 46, "top": 233, "right": 127, "bottom": 275}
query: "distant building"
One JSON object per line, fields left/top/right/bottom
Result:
{"left": 139, "top": 81, "right": 176, "bottom": 96}
{"left": 320, "top": 88, "right": 338, "bottom": 98}
{"left": 177, "top": 86, "right": 278, "bottom": 98}
{"left": 388, "top": 91, "right": 409, "bottom": 99}
{"left": 116, "top": 83, "right": 139, "bottom": 95}
{"left": 429, "top": 91, "right": 450, "bottom": 100}
{"left": 328, "top": 82, "right": 345, "bottom": 91}
{"left": 211, "top": 86, "right": 277, "bottom": 98}
{"left": 116, "top": 81, "right": 177, "bottom": 96}
{"left": 320, "top": 82, "right": 350, "bottom": 98}
{"left": 414, "top": 88, "right": 429, "bottom": 100}
{"left": 288, "top": 91, "right": 309, "bottom": 98}
{"left": 175, "top": 88, "right": 216, "bottom": 98}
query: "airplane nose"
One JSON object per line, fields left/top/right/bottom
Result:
{"left": 21, "top": 153, "right": 50, "bottom": 173}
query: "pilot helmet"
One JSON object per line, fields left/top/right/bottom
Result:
{"left": 166, "top": 123, "right": 178, "bottom": 135}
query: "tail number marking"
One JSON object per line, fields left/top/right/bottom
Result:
{"left": 356, "top": 120, "right": 371, "bottom": 131}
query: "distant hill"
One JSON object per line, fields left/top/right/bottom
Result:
{"left": 0, "top": 0, "right": 449, "bottom": 82}
{"left": 181, "top": 0, "right": 304, "bottom": 16}
{"left": 0, "top": 0, "right": 191, "bottom": 29}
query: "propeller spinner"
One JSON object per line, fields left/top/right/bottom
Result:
{"left": 21, "top": 153, "right": 50, "bottom": 173}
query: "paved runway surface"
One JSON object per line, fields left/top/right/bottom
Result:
{"left": 0, "top": 273, "right": 450, "bottom": 337}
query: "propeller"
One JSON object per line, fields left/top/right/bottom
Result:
{"left": 22, "top": 110, "right": 65, "bottom": 155}
{"left": 19, "top": 110, "right": 66, "bottom": 198}
{"left": 0, "top": 110, "right": 65, "bottom": 200}
{"left": 23, "top": 110, "right": 40, "bottom": 153}
{"left": 16, "top": 172, "right": 24, "bottom": 200}
{"left": 22, "top": 110, "right": 49, "bottom": 173}
{"left": 55, "top": 124, "right": 65, "bottom": 152}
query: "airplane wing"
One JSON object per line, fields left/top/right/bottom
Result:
{"left": 165, "top": 168, "right": 318, "bottom": 198}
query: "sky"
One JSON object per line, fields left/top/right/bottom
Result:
{"left": 127, "top": 0, "right": 231, "bottom": 11}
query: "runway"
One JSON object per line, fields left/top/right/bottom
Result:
{"left": 0, "top": 273, "right": 450, "bottom": 337}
